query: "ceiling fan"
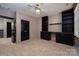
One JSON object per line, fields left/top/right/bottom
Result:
{"left": 27, "top": 4, "right": 41, "bottom": 14}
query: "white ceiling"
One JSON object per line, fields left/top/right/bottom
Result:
{"left": 0, "top": 3, "right": 74, "bottom": 18}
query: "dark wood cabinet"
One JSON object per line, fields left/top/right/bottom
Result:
{"left": 56, "top": 33, "right": 74, "bottom": 46}
{"left": 42, "top": 16, "right": 48, "bottom": 31}
{"left": 41, "top": 31, "right": 51, "bottom": 40}
{"left": 62, "top": 9, "right": 74, "bottom": 33}
{"left": 56, "top": 9, "right": 74, "bottom": 46}
{"left": 41, "top": 16, "right": 51, "bottom": 40}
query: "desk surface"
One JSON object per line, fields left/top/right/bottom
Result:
{"left": 49, "top": 32, "right": 74, "bottom": 35}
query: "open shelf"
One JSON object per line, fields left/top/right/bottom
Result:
{"left": 49, "top": 23, "right": 62, "bottom": 25}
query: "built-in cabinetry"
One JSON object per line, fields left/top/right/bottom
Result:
{"left": 62, "top": 9, "right": 74, "bottom": 32}
{"left": 41, "top": 16, "right": 51, "bottom": 40}
{"left": 40, "top": 9, "right": 74, "bottom": 46}
{"left": 42, "top": 16, "right": 48, "bottom": 31}
{"left": 56, "top": 33, "right": 74, "bottom": 46}
{"left": 41, "top": 31, "right": 51, "bottom": 40}
{"left": 56, "top": 9, "right": 74, "bottom": 46}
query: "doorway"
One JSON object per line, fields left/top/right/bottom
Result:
{"left": 7, "top": 22, "right": 12, "bottom": 37}
{"left": 0, "top": 18, "right": 14, "bottom": 44}
{"left": 21, "top": 20, "right": 29, "bottom": 41}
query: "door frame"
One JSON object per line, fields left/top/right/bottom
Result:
{"left": 3, "top": 19, "right": 13, "bottom": 38}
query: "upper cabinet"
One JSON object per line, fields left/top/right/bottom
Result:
{"left": 42, "top": 16, "right": 48, "bottom": 31}
{"left": 62, "top": 9, "right": 74, "bottom": 33}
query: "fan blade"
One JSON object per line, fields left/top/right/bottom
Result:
{"left": 27, "top": 5, "right": 33, "bottom": 8}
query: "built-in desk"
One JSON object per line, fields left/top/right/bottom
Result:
{"left": 41, "top": 31, "right": 74, "bottom": 46}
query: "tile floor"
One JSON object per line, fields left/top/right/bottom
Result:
{"left": 0, "top": 38, "right": 79, "bottom": 56}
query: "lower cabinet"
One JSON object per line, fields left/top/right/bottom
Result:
{"left": 40, "top": 31, "right": 74, "bottom": 46}
{"left": 41, "top": 31, "right": 51, "bottom": 40}
{"left": 56, "top": 33, "right": 74, "bottom": 46}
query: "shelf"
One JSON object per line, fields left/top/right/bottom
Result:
{"left": 42, "top": 16, "right": 48, "bottom": 31}
{"left": 62, "top": 13, "right": 74, "bottom": 17}
{"left": 49, "top": 23, "right": 73, "bottom": 25}
{"left": 49, "top": 23, "right": 62, "bottom": 25}
{"left": 62, "top": 16, "right": 74, "bottom": 20}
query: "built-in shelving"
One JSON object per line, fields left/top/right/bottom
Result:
{"left": 41, "top": 16, "right": 50, "bottom": 40}
{"left": 42, "top": 16, "right": 48, "bottom": 31}
{"left": 56, "top": 8, "right": 74, "bottom": 46}
{"left": 40, "top": 9, "right": 75, "bottom": 46}
{"left": 49, "top": 23, "right": 62, "bottom": 25}
{"left": 62, "top": 9, "right": 74, "bottom": 33}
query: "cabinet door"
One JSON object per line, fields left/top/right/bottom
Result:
{"left": 41, "top": 32, "right": 51, "bottom": 40}
{"left": 62, "top": 9, "right": 74, "bottom": 33}
{"left": 42, "top": 16, "right": 48, "bottom": 31}
{"left": 56, "top": 34, "right": 74, "bottom": 46}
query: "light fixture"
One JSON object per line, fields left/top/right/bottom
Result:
{"left": 35, "top": 4, "right": 41, "bottom": 14}
{"left": 36, "top": 8, "right": 40, "bottom": 13}
{"left": 36, "top": 8, "right": 40, "bottom": 14}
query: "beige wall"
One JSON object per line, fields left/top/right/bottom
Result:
{"left": 16, "top": 12, "right": 40, "bottom": 43}
{"left": 48, "top": 13, "right": 62, "bottom": 32}
{"left": 35, "top": 18, "right": 42, "bottom": 39}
